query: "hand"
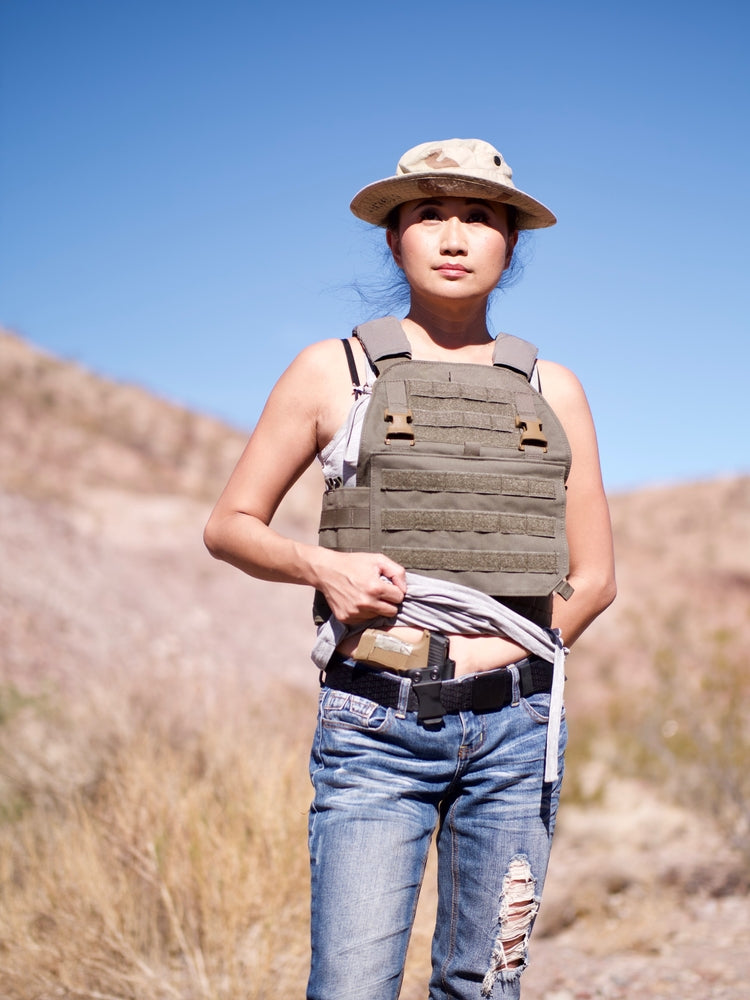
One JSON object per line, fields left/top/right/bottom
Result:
{"left": 317, "top": 550, "right": 407, "bottom": 624}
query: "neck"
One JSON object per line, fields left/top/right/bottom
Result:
{"left": 402, "top": 297, "right": 492, "bottom": 353}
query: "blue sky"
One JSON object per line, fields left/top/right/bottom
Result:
{"left": 2, "top": 0, "right": 748, "bottom": 493}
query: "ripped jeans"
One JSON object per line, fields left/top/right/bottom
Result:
{"left": 307, "top": 662, "right": 566, "bottom": 1000}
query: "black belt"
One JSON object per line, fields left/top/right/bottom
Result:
{"left": 323, "top": 653, "right": 553, "bottom": 724}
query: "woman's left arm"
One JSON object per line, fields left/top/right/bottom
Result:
{"left": 537, "top": 360, "right": 617, "bottom": 647}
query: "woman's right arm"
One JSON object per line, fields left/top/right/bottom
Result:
{"left": 203, "top": 340, "right": 406, "bottom": 621}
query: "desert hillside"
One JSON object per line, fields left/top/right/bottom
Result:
{"left": 1, "top": 329, "right": 748, "bottom": 999}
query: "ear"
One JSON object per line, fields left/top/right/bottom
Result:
{"left": 504, "top": 230, "right": 519, "bottom": 267}
{"left": 386, "top": 227, "right": 403, "bottom": 269}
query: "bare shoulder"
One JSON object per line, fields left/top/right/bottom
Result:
{"left": 280, "top": 337, "right": 349, "bottom": 387}
{"left": 263, "top": 338, "right": 348, "bottom": 414}
{"left": 536, "top": 359, "right": 594, "bottom": 430}
{"left": 299, "top": 336, "right": 351, "bottom": 367}
{"left": 261, "top": 337, "right": 357, "bottom": 452}
{"left": 539, "top": 355, "right": 605, "bottom": 454}
{"left": 536, "top": 359, "right": 588, "bottom": 407}
{"left": 537, "top": 359, "right": 606, "bottom": 491}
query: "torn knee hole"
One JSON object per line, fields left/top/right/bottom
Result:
{"left": 481, "top": 856, "right": 539, "bottom": 996}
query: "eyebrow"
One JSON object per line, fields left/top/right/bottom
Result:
{"left": 412, "top": 197, "right": 493, "bottom": 209}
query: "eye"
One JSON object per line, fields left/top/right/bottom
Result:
{"left": 466, "top": 208, "right": 490, "bottom": 224}
{"left": 418, "top": 205, "right": 441, "bottom": 222}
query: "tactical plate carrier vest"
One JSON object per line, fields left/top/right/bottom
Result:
{"left": 316, "top": 317, "right": 573, "bottom": 626}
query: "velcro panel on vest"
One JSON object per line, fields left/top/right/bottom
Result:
{"left": 366, "top": 369, "right": 565, "bottom": 458}
{"left": 382, "top": 510, "right": 556, "bottom": 536}
{"left": 381, "top": 469, "right": 556, "bottom": 498}
{"left": 385, "top": 549, "right": 558, "bottom": 574}
{"left": 403, "top": 380, "right": 519, "bottom": 446}
{"left": 369, "top": 451, "right": 568, "bottom": 598}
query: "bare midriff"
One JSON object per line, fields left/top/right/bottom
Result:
{"left": 337, "top": 625, "right": 529, "bottom": 678}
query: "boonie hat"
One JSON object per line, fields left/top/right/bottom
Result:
{"left": 350, "top": 138, "right": 556, "bottom": 230}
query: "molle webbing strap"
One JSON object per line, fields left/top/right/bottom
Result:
{"left": 353, "top": 317, "right": 411, "bottom": 372}
{"left": 321, "top": 502, "right": 557, "bottom": 539}
{"left": 381, "top": 510, "right": 556, "bottom": 537}
{"left": 407, "top": 380, "right": 515, "bottom": 404}
{"left": 319, "top": 486, "right": 370, "bottom": 531}
{"left": 380, "top": 467, "right": 557, "bottom": 498}
{"left": 382, "top": 549, "right": 559, "bottom": 575}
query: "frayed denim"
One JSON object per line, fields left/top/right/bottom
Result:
{"left": 307, "top": 667, "right": 566, "bottom": 1000}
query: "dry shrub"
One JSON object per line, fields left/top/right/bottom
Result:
{"left": 0, "top": 676, "right": 315, "bottom": 999}
{"left": 0, "top": 666, "right": 439, "bottom": 1000}
{"left": 645, "top": 627, "right": 750, "bottom": 859}
{"left": 603, "top": 620, "right": 750, "bottom": 871}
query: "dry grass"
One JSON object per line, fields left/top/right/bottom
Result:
{"left": 612, "top": 622, "right": 750, "bottom": 867}
{"left": 0, "top": 677, "right": 315, "bottom": 999}
{"left": 0, "top": 664, "right": 442, "bottom": 1000}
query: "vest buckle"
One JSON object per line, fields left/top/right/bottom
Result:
{"left": 515, "top": 416, "right": 548, "bottom": 452}
{"left": 384, "top": 408, "right": 415, "bottom": 444}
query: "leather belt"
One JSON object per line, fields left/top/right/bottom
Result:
{"left": 323, "top": 653, "right": 553, "bottom": 724}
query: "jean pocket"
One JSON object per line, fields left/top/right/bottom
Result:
{"left": 521, "top": 691, "right": 566, "bottom": 725}
{"left": 320, "top": 687, "right": 392, "bottom": 733}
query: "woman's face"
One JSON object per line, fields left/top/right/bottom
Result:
{"left": 386, "top": 196, "right": 518, "bottom": 307}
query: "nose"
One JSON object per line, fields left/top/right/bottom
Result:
{"left": 440, "top": 215, "right": 468, "bottom": 256}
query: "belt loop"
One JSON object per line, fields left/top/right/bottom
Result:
{"left": 508, "top": 663, "right": 521, "bottom": 706}
{"left": 396, "top": 675, "right": 410, "bottom": 718}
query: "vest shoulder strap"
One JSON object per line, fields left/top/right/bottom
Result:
{"left": 491, "top": 332, "right": 538, "bottom": 380}
{"left": 353, "top": 317, "right": 411, "bottom": 372}
{"left": 355, "top": 318, "right": 538, "bottom": 381}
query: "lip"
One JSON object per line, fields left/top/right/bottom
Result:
{"left": 435, "top": 263, "right": 470, "bottom": 275}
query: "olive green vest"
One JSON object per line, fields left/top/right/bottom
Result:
{"left": 316, "top": 317, "right": 573, "bottom": 620}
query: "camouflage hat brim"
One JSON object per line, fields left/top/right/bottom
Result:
{"left": 350, "top": 139, "right": 556, "bottom": 230}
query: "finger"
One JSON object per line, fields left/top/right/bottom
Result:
{"left": 377, "top": 579, "right": 405, "bottom": 606}
{"left": 377, "top": 558, "right": 407, "bottom": 594}
{"left": 374, "top": 599, "right": 400, "bottom": 619}
{"left": 347, "top": 599, "right": 399, "bottom": 623}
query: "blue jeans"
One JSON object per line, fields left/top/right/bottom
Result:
{"left": 307, "top": 662, "right": 566, "bottom": 1000}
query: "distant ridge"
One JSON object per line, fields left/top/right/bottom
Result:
{"left": 0, "top": 328, "right": 248, "bottom": 503}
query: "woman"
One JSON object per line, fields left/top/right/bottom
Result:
{"left": 204, "top": 138, "right": 616, "bottom": 999}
